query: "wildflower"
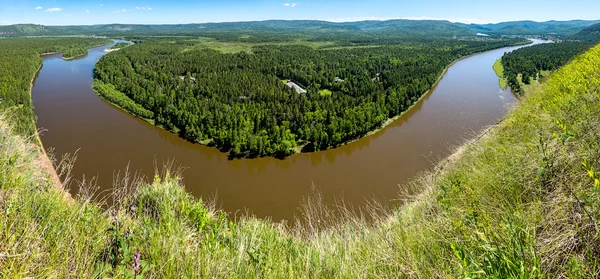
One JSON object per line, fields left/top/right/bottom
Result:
{"left": 133, "top": 248, "right": 141, "bottom": 274}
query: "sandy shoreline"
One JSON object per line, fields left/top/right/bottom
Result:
{"left": 29, "top": 63, "right": 64, "bottom": 190}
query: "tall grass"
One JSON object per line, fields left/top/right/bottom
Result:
{"left": 1, "top": 43, "right": 600, "bottom": 278}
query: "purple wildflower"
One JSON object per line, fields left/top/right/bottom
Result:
{"left": 133, "top": 248, "right": 141, "bottom": 274}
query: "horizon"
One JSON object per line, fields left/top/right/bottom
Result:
{"left": 2, "top": 17, "right": 600, "bottom": 27}
{"left": 1, "top": 0, "right": 598, "bottom": 26}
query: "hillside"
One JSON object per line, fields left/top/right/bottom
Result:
{"left": 576, "top": 22, "right": 600, "bottom": 38}
{"left": 0, "top": 20, "right": 475, "bottom": 37}
{"left": 457, "top": 19, "right": 600, "bottom": 35}
{"left": 1, "top": 35, "right": 600, "bottom": 277}
{"left": 0, "top": 24, "right": 52, "bottom": 35}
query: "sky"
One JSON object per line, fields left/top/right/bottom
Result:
{"left": 0, "top": 0, "right": 598, "bottom": 26}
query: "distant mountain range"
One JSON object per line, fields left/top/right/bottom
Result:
{"left": 456, "top": 20, "right": 600, "bottom": 35}
{"left": 1, "top": 19, "right": 600, "bottom": 37}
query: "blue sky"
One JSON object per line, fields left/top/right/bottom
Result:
{"left": 1, "top": 0, "right": 598, "bottom": 25}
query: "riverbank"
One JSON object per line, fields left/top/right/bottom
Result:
{"left": 95, "top": 41, "right": 533, "bottom": 159}
{"left": 28, "top": 41, "right": 115, "bottom": 190}
{"left": 29, "top": 64, "right": 63, "bottom": 189}
{"left": 4, "top": 41, "right": 600, "bottom": 277}
{"left": 331, "top": 49, "right": 479, "bottom": 150}
{"left": 300, "top": 40, "right": 537, "bottom": 152}
{"left": 62, "top": 49, "right": 88, "bottom": 60}
{"left": 493, "top": 58, "right": 508, "bottom": 89}
{"left": 61, "top": 40, "right": 113, "bottom": 60}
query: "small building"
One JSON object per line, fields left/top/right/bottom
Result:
{"left": 285, "top": 80, "right": 307, "bottom": 94}
{"left": 179, "top": 76, "right": 197, "bottom": 82}
{"left": 334, "top": 77, "right": 345, "bottom": 83}
{"left": 371, "top": 73, "right": 381, "bottom": 82}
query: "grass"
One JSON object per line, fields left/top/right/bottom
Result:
{"left": 318, "top": 89, "right": 332, "bottom": 96}
{"left": 181, "top": 37, "right": 339, "bottom": 54}
{"left": 517, "top": 70, "right": 553, "bottom": 94}
{"left": 493, "top": 58, "right": 508, "bottom": 89}
{"left": 2, "top": 43, "right": 600, "bottom": 277}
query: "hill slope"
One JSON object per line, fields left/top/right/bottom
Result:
{"left": 576, "top": 22, "right": 600, "bottom": 38}
{"left": 0, "top": 24, "right": 51, "bottom": 35}
{"left": 458, "top": 19, "right": 600, "bottom": 35}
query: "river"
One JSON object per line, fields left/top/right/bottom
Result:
{"left": 32, "top": 39, "right": 545, "bottom": 221}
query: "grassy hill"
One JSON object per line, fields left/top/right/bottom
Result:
{"left": 1, "top": 36, "right": 600, "bottom": 277}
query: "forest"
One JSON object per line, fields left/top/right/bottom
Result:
{"left": 501, "top": 41, "right": 594, "bottom": 94}
{"left": 94, "top": 37, "right": 526, "bottom": 157}
{"left": 0, "top": 37, "right": 112, "bottom": 137}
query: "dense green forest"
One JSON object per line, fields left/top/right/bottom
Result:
{"left": 0, "top": 37, "right": 112, "bottom": 137}
{"left": 62, "top": 47, "right": 89, "bottom": 60}
{"left": 94, "top": 37, "right": 526, "bottom": 157}
{"left": 501, "top": 42, "right": 594, "bottom": 94}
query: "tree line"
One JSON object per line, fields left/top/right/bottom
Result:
{"left": 501, "top": 41, "right": 594, "bottom": 94}
{"left": 63, "top": 47, "right": 89, "bottom": 60}
{"left": 94, "top": 37, "right": 525, "bottom": 158}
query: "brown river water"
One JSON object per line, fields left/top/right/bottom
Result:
{"left": 32, "top": 40, "right": 544, "bottom": 221}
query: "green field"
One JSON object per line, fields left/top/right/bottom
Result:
{"left": 319, "top": 89, "right": 333, "bottom": 96}
{"left": 493, "top": 58, "right": 508, "bottom": 89}
{"left": 182, "top": 37, "right": 338, "bottom": 54}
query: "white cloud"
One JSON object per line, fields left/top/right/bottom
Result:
{"left": 86, "top": 10, "right": 90, "bottom": 13}
{"left": 99, "top": 4, "right": 104, "bottom": 6}
{"left": 136, "top": 7, "right": 153, "bottom": 10}
{"left": 35, "top": 6, "right": 42, "bottom": 10}
{"left": 283, "top": 3, "right": 298, "bottom": 8}
{"left": 112, "top": 9, "right": 127, "bottom": 13}
{"left": 44, "top": 7, "right": 63, "bottom": 13}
